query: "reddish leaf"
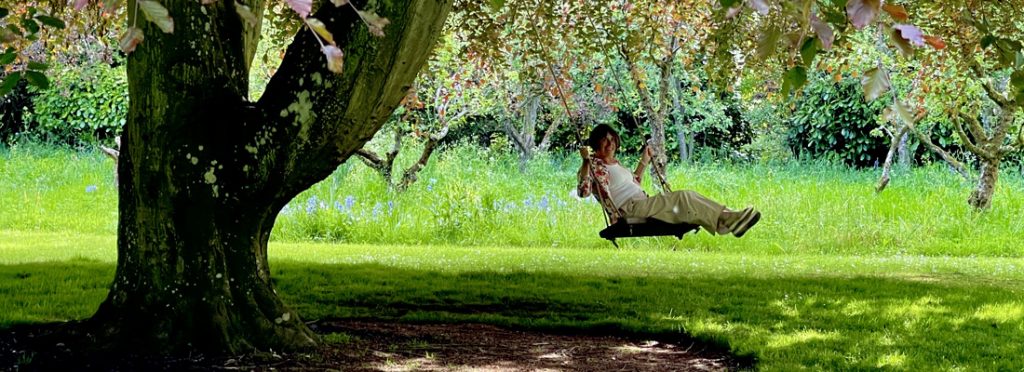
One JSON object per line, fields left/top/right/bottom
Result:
{"left": 924, "top": 35, "right": 946, "bottom": 50}
{"left": 358, "top": 10, "right": 390, "bottom": 37}
{"left": 810, "top": 13, "right": 833, "bottom": 50}
{"left": 74, "top": 0, "right": 90, "bottom": 10}
{"left": 748, "top": 0, "right": 769, "bottom": 15}
{"left": 102, "top": 0, "right": 121, "bottom": 14}
{"left": 285, "top": 0, "right": 312, "bottom": 18}
{"left": 846, "top": 0, "right": 880, "bottom": 29}
{"left": 725, "top": 5, "right": 742, "bottom": 19}
{"left": 119, "top": 27, "right": 144, "bottom": 53}
{"left": 322, "top": 45, "right": 344, "bottom": 73}
{"left": 139, "top": 1, "right": 174, "bottom": 33}
{"left": 893, "top": 24, "right": 925, "bottom": 46}
{"left": 881, "top": 4, "right": 909, "bottom": 21}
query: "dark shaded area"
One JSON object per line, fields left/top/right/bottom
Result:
{"left": 3, "top": 261, "right": 1022, "bottom": 370}
{"left": 0, "top": 320, "right": 750, "bottom": 371}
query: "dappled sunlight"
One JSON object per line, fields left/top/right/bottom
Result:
{"left": 884, "top": 296, "right": 950, "bottom": 321}
{"left": 841, "top": 299, "right": 872, "bottom": 317}
{"left": 973, "top": 302, "right": 1024, "bottom": 324}
{"left": 875, "top": 351, "right": 907, "bottom": 368}
{"left": 765, "top": 329, "right": 840, "bottom": 349}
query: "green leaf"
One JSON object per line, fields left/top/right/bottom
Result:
{"left": 234, "top": 2, "right": 259, "bottom": 26}
{"left": 1017, "top": 50, "right": 1024, "bottom": 70}
{"left": 20, "top": 18, "right": 39, "bottom": 34}
{"left": 1011, "top": 69, "right": 1024, "bottom": 103}
{"left": 0, "top": 8, "right": 8, "bottom": 19}
{"left": 0, "top": 52, "right": 15, "bottom": 65}
{"left": 720, "top": 0, "right": 740, "bottom": 7}
{"left": 756, "top": 25, "right": 781, "bottom": 60}
{"left": 781, "top": 66, "right": 807, "bottom": 97}
{"left": 861, "top": 67, "right": 890, "bottom": 101}
{"left": 34, "top": 15, "right": 65, "bottom": 29}
{"left": 27, "top": 61, "right": 48, "bottom": 71}
{"left": 891, "top": 100, "right": 914, "bottom": 125}
{"left": 139, "top": 1, "right": 174, "bottom": 33}
{"left": 24, "top": 70, "right": 50, "bottom": 90}
{"left": 800, "top": 37, "right": 819, "bottom": 67}
{"left": 0, "top": 72, "right": 21, "bottom": 96}
{"left": 980, "top": 34, "right": 996, "bottom": 49}
{"left": 489, "top": 0, "right": 505, "bottom": 11}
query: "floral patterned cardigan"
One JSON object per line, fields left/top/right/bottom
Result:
{"left": 576, "top": 155, "right": 644, "bottom": 224}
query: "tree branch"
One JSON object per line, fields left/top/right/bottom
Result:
{"left": 954, "top": 112, "right": 993, "bottom": 158}
{"left": 537, "top": 114, "right": 562, "bottom": 152}
{"left": 909, "top": 125, "right": 972, "bottom": 181}
{"left": 969, "top": 61, "right": 1011, "bottom": 108}
{"left": 354, "top": 149, "right": 383, "bottom": 169}
{"left": 398, "top": 122, "right": 449, "bottom": 191}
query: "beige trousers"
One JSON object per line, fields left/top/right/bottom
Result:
{"left": 619, "top": 190, "right": 724, "bottom": 234}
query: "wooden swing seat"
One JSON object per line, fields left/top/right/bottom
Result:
{"left": 598, "top": 217, "right": 700, "bottom": 248}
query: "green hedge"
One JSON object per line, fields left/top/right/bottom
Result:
{"left": 786, "top": 75, "right": 889, "bottom": 167}
{"left": 25, "top": 63, "right": 126, "bottom": 146}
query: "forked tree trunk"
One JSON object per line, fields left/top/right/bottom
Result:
{"left": 969, "top": 158, "right": 1001, "bottom": 209}
{"left": 88, "top": 0, "right": 452, "bottom": 355}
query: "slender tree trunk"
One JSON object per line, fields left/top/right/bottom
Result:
{"left": 876, "top": 126, "right": 909, "bottom": 192}
{"left": 969, "top": 158, "right": 1001, "bottom": 209}
{"left": 897, "top": 131, "right": 910, "bottom": 167}
{"left": 89, "top": 0, "right": 452, "bottom": 355}
{"left": 398, "top": 124, "right": 449, "bottom": 190}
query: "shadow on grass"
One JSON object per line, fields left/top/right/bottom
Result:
{"left": 1, "top": 261, "right": 1022, "bottom": 370}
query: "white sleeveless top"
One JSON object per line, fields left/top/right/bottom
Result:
{"left": 605, "top": 163, "right": 646, "bottom": 209}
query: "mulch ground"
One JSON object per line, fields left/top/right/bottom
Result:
{"left": 1, "top": 320, "right": 754, "bottom": 371}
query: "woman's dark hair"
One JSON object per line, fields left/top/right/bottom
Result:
{"left": 588, "top": 124, "right": 620, "bottom": 149}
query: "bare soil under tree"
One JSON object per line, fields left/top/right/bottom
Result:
{"left": 1, "top": 319, "right": 753, "bottom": 371}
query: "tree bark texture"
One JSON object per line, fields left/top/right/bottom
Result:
{"left": 969, "top": 158, "right": 1001, "bottom": 209}
{"left": 876, "top": 126, "right": 909, "bottom": 193}
{"left": 91, "top": 0, "right": 452, "bottom": 355}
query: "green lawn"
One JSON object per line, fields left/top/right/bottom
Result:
{"left": 2, "top": 235, "right": 1022, "bottom": 370}
{"left": 2, "top": 145, "right": 1024, "bottom": 370}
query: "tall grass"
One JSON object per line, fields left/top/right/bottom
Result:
{"left": 2, "top": 142, "right": 1023, "bottom": 256}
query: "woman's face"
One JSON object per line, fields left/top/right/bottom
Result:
{"left": 594, "top": 133, "right": 618, "bottom": 159}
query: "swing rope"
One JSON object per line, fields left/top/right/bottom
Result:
{"left": 546, "top": 62, "right": 615, "bottom": 228}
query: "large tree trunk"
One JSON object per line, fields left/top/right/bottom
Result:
{"left": 89, "top": 0, "right": 452, "bottom": 355}
{"left": 969, "top": 158, "right": 1001, "bottom": 209}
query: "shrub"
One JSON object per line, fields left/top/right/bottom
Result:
{"left": 786, "top": 74, "right": 889, "bottom": 167}
{"left": 24, "top": 63, "right": 127, "bottom": 146}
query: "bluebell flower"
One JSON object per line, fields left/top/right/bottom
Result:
{"left": 372, "top": 202, "right": 382, "bottom": 218}
{"left": 306, "top": 196, "right": 318, "bottom": 214}
{"left": 387, "top": 200, "right": 394, "bottom": 211}
{"left": 505, "top": 202, "right": 516, "bottom": 212}
{"left": 85, "top": 185, "right": 98, "bottom": 193}
{"left": 334, "top": 201, "right": 344, "bottom": 212}
{"left": 523, "top": 197, "right": 532, "bottom": 208}
{"left": 345, "top": 195, "right": 355, "bottom": 209}
{"left": 539, "top": 196, "right": 549, "bottom": 210}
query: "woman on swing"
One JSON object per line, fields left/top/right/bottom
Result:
{"left": 577, "top": 124, "right": 761, "bottom": 237}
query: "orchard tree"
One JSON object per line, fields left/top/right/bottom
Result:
{"left": 4, "top": 0, "right": 453, "bottom": 354}
{"left": 354, "top": 32, "right": 485, "bottom": 190}
{"left": 869, "top": 1, "right": 1022, "bottom": 209}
